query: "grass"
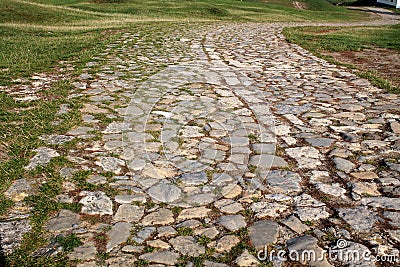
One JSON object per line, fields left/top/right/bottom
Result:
{"left": 10, "top": 0, "right": 372, "bottom": 23}
{"left": 283, "top": 24, "right": 400, "bottom": 93}
{"left": 0, "top": 27, "right": 114, "bottom": 85}
{"left": 283, "top": 25, "right": 400, "bottom": 52}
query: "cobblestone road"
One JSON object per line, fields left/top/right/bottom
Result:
{"left": 2, "top": 10, "right": 400, "bottom": 267}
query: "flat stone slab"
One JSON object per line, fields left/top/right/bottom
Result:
{"left": 338, "top": 206, "right": 379, "bottom": 232}
{"left": 249, "top": 154, "right": 288, "bottom": 169}
{"left": 106, "top": 222, "right": 132, "bottom": 252}
{"left": 266, "top": 170, "right": 302, "bottom": 194}
{"left": 249, "top": 220, "right": 279, "bottom": 249}
{"left": 113, "top": 204, "right": 144, "bottom": 222}
{"left": 361, "top": 197, "right": 400, "bottom": 210}
{"left": 282, "top": 215, "right": 310, "bottom": 234}
{"left": 69, "top": 241, "right": 97, "bottom": 261}
{"left": 219, "top": 215, "right": 246, "bottom": 231}
{"left": 95, "top": 156, "right": 125, "bottom": 174}
{"left": 0, "top": 219, "right": 31, "bottom": 255}
{"left": 169, "top": 236, "right": 205, "bottom": 257}
{"left": 46, "top": 209, "right": 80, "bottom": 232}
{"left": 139, "top": 251, "right": 179, "bottom": 265}
{"left": 25, "top": 147, "right": 60, "bottom": 170}
{"left": 142, "top": 208, "right": 175, "bottom": 226}
{"left": 178, "top": 171, "right": 208, "bottom": 186}
{"left": 79, "top": 191, "right": 113, "bottom": 215}
{"left": 286, "top": 146, "right": 321, "bottom": 169}
{"left": 148, "top": 183, "right": 182, "bottom": 203}
{"left": 4, "top": 178, "right": 36, "bottom": 202}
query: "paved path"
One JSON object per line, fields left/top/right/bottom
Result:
{"left": 2, "top": 9, "right": 400, "bottom": 267}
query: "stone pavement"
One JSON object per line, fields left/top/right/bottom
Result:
{"left": 2, "top": 11, "right": 400, "bottom": 267}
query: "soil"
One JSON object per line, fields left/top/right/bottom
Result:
{"left": 326, "top": 48, "right": 400, "bottom": 88}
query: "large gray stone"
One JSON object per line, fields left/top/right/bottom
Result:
{"left": 286, "top": 147, "right": 321, "bottom": 169}
{"left": 249, "top": 220, "right": 279, "bottom": 249}
{"left": 4, "top": 178, "right": 36, "bottom": 201}
{"left": 251, "top": 143, "right": 275, "bottom": 154}
{"left": 338, "top": 207, "right": 378, "bottom": 232}
{"left": 219, "top": 215, "right": 246, "bottom": 231}
{"left": 249, "top": 154, "right": 288, "bottom": 169}
{"left": 80, "top": 191, "right": 113, "bottom": 215}
{"left": 282, "top": 215, "right": 310, "bottom": 234}
{"left": 169, "top": 236, "right": 205, "bottom": 257}
{"left": 287, "top": 235, "right": 333, "bottom": 267}
{"left": 40, "top": 134, "right": 75, "bottom": 145}
{"left": 69, "top": 241, "right": 97, "bottom": 260}
{"left": 106, "top": 222, "right": 132, "bottom": 252}
{"left": 95, "top": 156, "right": 125, "bottom": 174}
{"left": 179, "top": 172, "right": 208, "bottom": 186}
{"left": 46, "top": 209, "right": 80, "bottom": 232}
{"left": 333, "top": 157, "right": 355, "bottom": 172}
{"left": 148, "top": 183, "right": 182, "bottom": 203}
{"left": 266, "top": 170, "right": 302, "bottom": 194}
{"left": 139, "top": 251, "right": 179, "bottom": 265}
{"left": 0, "top": 219, "right": 31, "bottom": 255}
{"left": 361, "top": 197, "right": 400, "bottom": 210}
{"left": 25, "top": 147, "right": 60, "bottom": 170}
{"left": 113, "top": 204, "right": 144, "bottom": 222}
{"left": 305, "top": 138, "right": 335, "bottom": 147}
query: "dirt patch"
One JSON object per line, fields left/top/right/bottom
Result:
{"left": 293, "top": 1, "right": 308, "bottom": 10}
{"left": 325, "top": 48, "right": 400, "bottom": 88}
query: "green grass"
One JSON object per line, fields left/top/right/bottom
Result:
{"left": 283, "top": 25, "right": 400, "bottom": 52}
{"left": 0, "top": 27, "right": 114, "bottom": 85}
{"left": 0, "top": 0, "right": 102, "bottom": 25}
{"left": 283, "top": 25, "right": 400, "bottom": 93}
{"left": 16, "top": 0, "right": 371, "bottom": 23}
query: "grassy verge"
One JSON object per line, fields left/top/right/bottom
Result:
{"left": 0, "top": 23, "right": 120, "bottom": 266}
{"left": 283, "top": 25, "right": 400, "bottom": 93}
{"left": 0, "top": 26, "right": 115, "bottom": 85}
{"left": 20, "top": 0, "right": 371, "bottom": 22}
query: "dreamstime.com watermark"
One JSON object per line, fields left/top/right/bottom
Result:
{"left": 257, "top": 239, "right": 399, "bottom": 264}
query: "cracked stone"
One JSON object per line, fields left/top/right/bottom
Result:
{"left": 219, "top": 215, "right": 246, "bottom": 231}
{"left": 282, "top": 215, "right": 310, "bottom": 234}
{"left": 338, "top": 206, "right": 379, "bottom": 232}
{"left": 106, "top": 222, "right": 133, "bottom": 252}
{"left": 249, "top": 220, "right": 279, "bottom": 250}
{"left": 148, "top": 183, "right": 182, "bottom": 203}
{"left": 25, "top": 147, "right": 60, "bottom": 170}
{"left": 46, "top": 209, "right": 80, "bottom": 232}
{"left": 286, "top": 147, "right": 321, "bottom": 169}
{"left": 142, "top": 208, "right": 175, "bottom": 226}
{"left": 178, "top": 207, "right": 211, "bottom": 220}
{"left": 333, "top": 157, "right": 355, "bottom": 172}
{"left": 79, "top": 191, "right": 113, "bottom": 215}
{"left": 95, "top": 156, "right": 125, "bottom": 174}
{"left": 0, "top": 220, "right": 31, "bottom": 255}
{"left": 113, "top": 204, "right": 144, "bottom": 222}
{"left": 139, "top": 251, "right": 179, "bottom": 265}
{"left": 169, "top": 236, "right": 205, "bottom": 257}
